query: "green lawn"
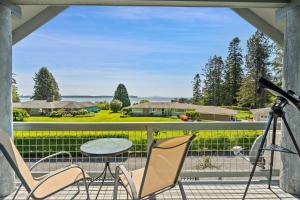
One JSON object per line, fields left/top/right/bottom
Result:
{"left": 25, "top": 110, "right": 180, "bottom": 122}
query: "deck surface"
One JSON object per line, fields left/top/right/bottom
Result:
{"left": 2, "top": 181, "right": 299, "bottom": 200}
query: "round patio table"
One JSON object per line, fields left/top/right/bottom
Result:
{"left": 80, "top": 138, "right": 132, "bottom": 200}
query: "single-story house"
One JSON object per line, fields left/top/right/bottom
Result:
{"left": 14, "top": 100, "right": 98, "bottom": 115}
{"left": 250, "top": 108, "right": 271, "bottom": 121}
{"left": 131, "top": 102, "right": 237, "bottom": 121}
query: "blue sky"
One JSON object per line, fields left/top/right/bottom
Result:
{"left": 13, "top": 6, "right": 256, "bottom": 97}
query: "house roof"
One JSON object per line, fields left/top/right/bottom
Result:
{"left": 11, "top": 1, "right": 286, "bottom": 46}
{"left": 131, "top": 102, "right": 238, "bottom": 116}
{"left": 13, "top": 100, "right": 97, "bottom": 109}
{"left": 250, "top": 107, "right": 271, "bottom": 115}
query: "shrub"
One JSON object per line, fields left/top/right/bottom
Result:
{"left": 49, "top": 109, "right": 90, "bottom": 118}
{"left": 186, "top": 111, "right": 201, "bottom": 121}
{"left": 139, "top": 99, "right": 150, "bottom": 104}
{"left": 98, "top": 102, "right": 109, "bottom": 110}
{"left": 180, "top": 115, "right": 188, "bottom": 121}
{"left": 122, "top": 107, "right": 132, "bottom": 115}
{"left": 110, "top": 99, "right": 123, "bottom": 112}
{"left": 13, "top": 108, "right": 30, "bottom": 121}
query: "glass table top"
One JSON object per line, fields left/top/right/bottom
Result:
{"left": 80, "top": 138, "right": 133, "bottom": 156}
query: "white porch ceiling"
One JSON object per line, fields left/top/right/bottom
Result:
{"left": 10, "top": 0, "right": 288, "bottom": 45}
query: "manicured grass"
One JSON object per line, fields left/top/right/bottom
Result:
{"left": 25, "top": 110, "right": 180, "bottom": 122}
{"left": 237, "top": 111, "right": 253, "bottom": 120}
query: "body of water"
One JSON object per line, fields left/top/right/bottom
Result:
{"left": 20, "top": 96, "right": 175, "bottom": 104}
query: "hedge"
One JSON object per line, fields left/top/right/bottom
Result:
{"left": 14, "top": 130, "right": 262, "bottom": 157}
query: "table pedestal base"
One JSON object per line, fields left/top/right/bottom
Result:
{"left": 88, "top": 161, "right": 115, "bottom": 200}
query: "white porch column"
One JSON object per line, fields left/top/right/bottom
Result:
{"left": 0, "top": 5, "right": 15, "bottom": 197}
{"left": 280, "top": 6, "right": 300, "bottom": 194}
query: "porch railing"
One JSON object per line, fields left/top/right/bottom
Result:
{"left": 13, "top": 122, "right": 281, "bottom": 180}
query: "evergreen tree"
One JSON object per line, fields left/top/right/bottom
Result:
{"left": 192, "top": 74, "right": 201, "bottom": 104}
{"left": 113, "top": 83, "right": 131, "bottom": 107}
{"left": 272, "top": 45, "right": 283, "bottom": 86}
{"left": 202, "top": 55, "right": 225, "bottom": 106}
{"left": 12, "top": 76, "right": 20, "bottom": 103}
{"left": 32, "top": 67, "right": 61, "bottom": 101}
{"left": 223, "top": 37, "right": 244, "bottom": 105}
{"left": 237, "top": 31, "right": 272, "bottom": 108}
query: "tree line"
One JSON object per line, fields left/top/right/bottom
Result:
{"left": 13, "top": 67, "right": 132, "bottom": 112}
{"left": 192, "top": 30, "right": 283, "bottom": 109}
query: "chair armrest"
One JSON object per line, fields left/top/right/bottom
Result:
{"left": 27, "top": 165, "right": 88, "bottom": 200}
{"left": 30, "top": 151, "right": 73, "bottom": 171}
{"left": 115, "top": 165, "right": 138, "bottom": 199}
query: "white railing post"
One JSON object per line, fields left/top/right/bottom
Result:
{"left": 146, "top": 125, "right": 154, "bottom": 154}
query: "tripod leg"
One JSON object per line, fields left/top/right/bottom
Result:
{"left": 268, "top": 116, "right": 277, "bottom": 189}
{"left": 282, "top": 115, "right": 300, "bottom": 156}
{"left": 243, "top": 115, "right": 273, "bottom": 200}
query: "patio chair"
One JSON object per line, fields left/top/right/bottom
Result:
{"left": 113, "top": 135, "right": 196, "bottom": 200}
{"left": 232, "top": 135, "right": 265, "bottom": 168}
{"left": 0, "top": 129, "right": 90, "bottom": 200}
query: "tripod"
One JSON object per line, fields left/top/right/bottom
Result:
{"left": 243, "top": 97, "right": 300, "bottom": 199}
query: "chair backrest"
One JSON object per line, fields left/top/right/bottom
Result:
{"left": 139, "top": 135, "right": 195, "bottom": 199}
{"left": 249, "top": 135, "right": 264, "bottom": 164}
{"left": 0, "top": 129, "right": 35, "bottom": 191}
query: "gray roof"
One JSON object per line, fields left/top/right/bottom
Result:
{"left": 131, "top": 102, "right": 237, "bottom": 116}
{"left": 13, "top": 100, "right": 97, "bottom": 109}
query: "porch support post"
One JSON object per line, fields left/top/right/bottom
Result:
{"left": 0, "top": 4, "right": 15, "bottom": 197}
{"left": 280, "top": 6, "right": 300, "bottom": 194}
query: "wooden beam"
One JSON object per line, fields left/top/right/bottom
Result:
{"left": 10, "top": 0, "right": 288, "bottom": 8}
{"left": 13, "top": 6, "right": 67, "bottom": 44}
{"left": 233, "top": 8, "right": 284, "bottom": 46}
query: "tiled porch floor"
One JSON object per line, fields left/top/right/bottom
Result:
{"left": 2, "top": 181, "right": 299, "bottom": 200}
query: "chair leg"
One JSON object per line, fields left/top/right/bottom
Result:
{"left": 113, "top": 177, "right": 119, "bottom": 200}
{"left": 12, "top": 184, "right": 22, "bottom": 200}
{"left": 178, "top": 181, "right": 187, "bottom": 200}
{"left": 83, "top": 178, "right": 90, "bottom": 200}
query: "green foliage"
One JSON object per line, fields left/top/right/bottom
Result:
{"left": 121, "top": 107, "right": 132, "bottom": 115}
{"left": 223, "top": 37, "right": 244, "bottom": 106}
{"left": 185, "top": 111, "right": 201, "bottom": 121}
{"left": 113, "top": 83, "right": 131, "bottom": 107}
{"left": 110, "top": 99, "right": 123, "bottom": 112}
{"left": 49, "top": 109, "right": 91, "bottom": 118}
{"left": 237, "top": 31, "right": 273, "bottom": 108}
{"left": 192, "top": 74, "right": 202, "bottom": 103}
{"left": 98, "top": 102, "right": 109, "bottom": 110}
{"left": 32, "top": 67, "right": 61, "bottom": 101}
{"left": 13, "top": 108, "right": 30, "bottom": 121}
{"left": 14, "top": 130, "right": 262, "bottom": 156}
{"left": 272, "top": 44, "right": 283, "bottom": 87}
{"left": 202, "top": 55, "right": 225, "bottom": 106}
{"left": 139, "top": 99, "right": 150, "bottom": 104}
{"left": 12, "top": 76, "right": 20, "bottom": 103}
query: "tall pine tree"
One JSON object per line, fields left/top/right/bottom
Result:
{"left": 192, "top": 74, "right": 201, "bottom": 104}
{"left": 272, "top": 44, "right": 283, "bottom": 86}
{"left": 113, "top": 83, "right": 131, "bottom": 107}
{"left": 237, "top": 31, "right": 272, "bottom": 108}
{"left": 223, "top": 37, "right": 244, "bottom": 106}
{"left": 202, "top": 55, "right": 224, "bottom": 106}
{"left": 32, "top": 67, "right": 61, "bottom": 101}
{"left": 12, "top": 75, "right": 20, "bottom": 103}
